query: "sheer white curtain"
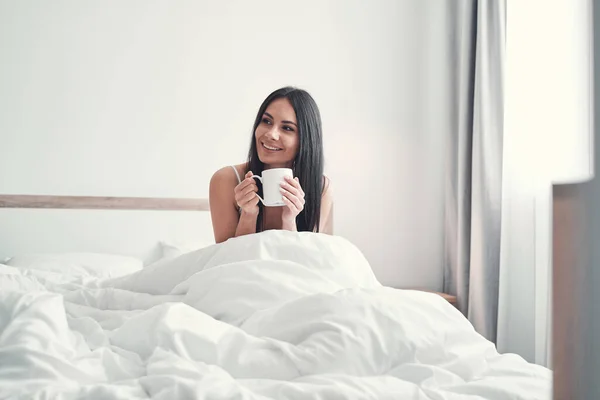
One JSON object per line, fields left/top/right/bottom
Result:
{"left": 498, "top": 0, "right": 594, "bottom": 366}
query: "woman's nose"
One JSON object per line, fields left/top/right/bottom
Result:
{"left": 264, "top": 126, "right": 280, "bottom": 140}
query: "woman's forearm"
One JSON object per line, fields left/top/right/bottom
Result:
{"left": 282, "top": 218, "right": 297, "bottom": 232}
{"left": 235, "top": 210, "right": 258, "bottom": 237}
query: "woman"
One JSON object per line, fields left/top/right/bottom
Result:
{"left": 210, "top": 87, "right": 333, "bottom": 243}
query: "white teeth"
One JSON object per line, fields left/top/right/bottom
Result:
{"left": 262, "top": 143, "right": 281, "bottom": 151}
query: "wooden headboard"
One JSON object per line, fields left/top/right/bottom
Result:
{"left": 0, "top": 194, "right": 213, "bottom": 264}
{"left": 0, "top": 194, "right": 209, "bottom": 211}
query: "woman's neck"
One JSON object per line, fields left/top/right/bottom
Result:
{"left": 263, "top": 162, "right": 293, "bottom": 170}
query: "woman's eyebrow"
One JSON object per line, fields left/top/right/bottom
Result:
{"left": 264, "top": 112, "right": 298, "bottom": 127}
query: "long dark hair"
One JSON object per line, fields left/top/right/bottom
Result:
{"left": 246, "top": 87, "right": 324, "bottom": 232}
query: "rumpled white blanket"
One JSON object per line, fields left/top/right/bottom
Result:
{"left": 0, "top": 231, "right": 551, "bottom": 399}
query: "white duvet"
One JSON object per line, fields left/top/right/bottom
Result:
{"left": 0, "top": 231, "right": 550, "bottom": 400}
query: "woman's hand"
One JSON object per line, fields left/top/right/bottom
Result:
{"left": 280, "top": 175, "right": 305, "bottom": 230}
{"left": 234, "top": 171, "right": 260, "bottom": 216}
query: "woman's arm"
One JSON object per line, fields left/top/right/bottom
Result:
{"left": 280, "top": 176, "right": 333, "bottom": 234}
{"left": 319, "top": 177, "right": 333, "bottom": 234}
{"left": 209, "top": 167, "right": 258, "bottom": 243}
{"left": 235, "top": 209, "right": 259, "bottom": 238}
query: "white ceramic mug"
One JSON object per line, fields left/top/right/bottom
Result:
{"left": 251, "top": 168, "right": 294, "bottom": 207}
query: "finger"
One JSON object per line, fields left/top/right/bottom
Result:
{"left": 240, "top": 183, "right": 258, "bottom": 197}
{"left": 245, "top": 171, "right": 253, "bottom": 178}
{"left": 285, "top": 176, "right": 305, "bottom": 197}
{"left": 281, "top": 178, "right": 305, "bottom": 199}
{"left": 236, "top": 177, "right": 255, "bottom": 193}
{"left": 281, "top": 195, "right": 297, "bottom": 211}
{"left": 240, "top": 190, "right": 257, "bottom": 205}
{"left": 280, "top": 181, "right": 301, "bottom": 198}
{"left": 235, "top": 191, "right": 249, "bottom": 205}
{"left": 241, "top": 192, "right": 259, "bottom": 208}
{"left": 281, "top": 188, "right": 303, "bottom": 211}
{"left": 282, "top": 193, "right": 303, "bottom": 212}
{"left": 284, "top": 175, "right": 299, "bottom": 188}
{"left": 236, "top": 186, "right": 255, "bottom": 203}
{"left": 248, "top": 194, "right": 260, "bottom": 206}
{"left": 294, "top": 177, "right": 305, "bottom": 197}
{"left": 235, "top": 179, "right": 250, "bottom": 193}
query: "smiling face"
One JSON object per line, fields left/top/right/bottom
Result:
{"left": 254, "top": 97, "right": 300, "bottom": 169}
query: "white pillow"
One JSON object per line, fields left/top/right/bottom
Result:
{"left": 160, "top": 239, "right": 214, "bottom": 259}
{"left": 5, "top": 252, "right": 143, "bottom": 278}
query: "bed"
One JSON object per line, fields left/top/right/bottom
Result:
{"left": 0, "top": 194, "right": 551, "bottom": 399}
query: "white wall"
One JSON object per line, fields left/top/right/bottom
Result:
{"left": 0, "top": 0, "right": 451, "bottom": 289}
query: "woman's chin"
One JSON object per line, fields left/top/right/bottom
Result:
{"left": 258, "top": 154, "right": 291, "bottom": 168}
{"left": 258, "top": 152, "right": 282, "bottom": 163}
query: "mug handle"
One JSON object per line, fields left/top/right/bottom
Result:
{"left": 250, "top": 175, "right": 265, "bottom": 204}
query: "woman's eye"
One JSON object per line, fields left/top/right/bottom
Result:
{"left": 262, "top": 118, "right": 272, "bottom": 125}
{"left": 283, "top": 125, "right": 295, "bottom": 132}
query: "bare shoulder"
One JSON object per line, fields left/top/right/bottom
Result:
{"left": 210, "top": 166, "right": 239, "bottom": 208}
{"left": 211, "top": 166, "right": 233, "bottom": 184}
{"left": 210, "top": 164, "right": 246, "bottom": 213}
{"left": 320, "top": 175, "right": 334, "bottom": 234}
{"left": 211, "top": 163, "right": 247, "bottom": 186}
{"left": 322, "top": 175, "right": 333, "bottom": 196}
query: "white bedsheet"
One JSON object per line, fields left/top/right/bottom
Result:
{"left": 0, "top": 231, "right": 551, "bottom": 399}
